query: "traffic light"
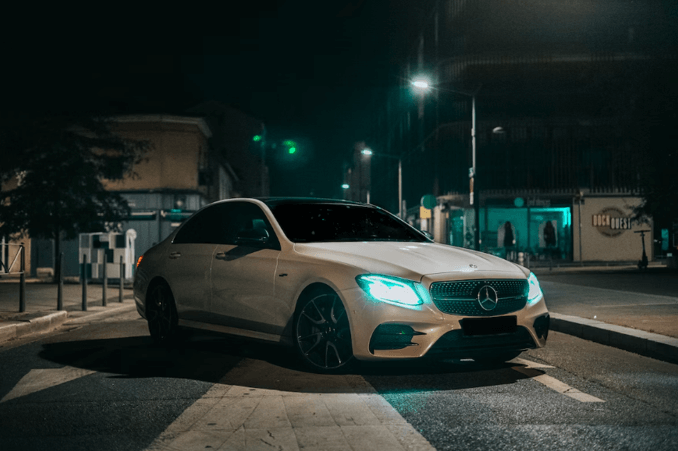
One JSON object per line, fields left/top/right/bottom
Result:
{"left": 283, "top": 140, "right": 297, "bottom": 155}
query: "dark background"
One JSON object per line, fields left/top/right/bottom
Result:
{"left": 4, "top": 1, "right": 419, "bottom": 198}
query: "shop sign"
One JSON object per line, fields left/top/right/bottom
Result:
{"left": 527, "top": 198, "right": 550, "bottom": 207}
{"left": 592, "top": 207, "right": 633, "bottom": 237}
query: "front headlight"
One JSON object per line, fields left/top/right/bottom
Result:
{"left": 356, "top": 274, "right": 428, "bottom": 309}
{"left": 527, "top": 272, "right": 543, "bottom": 306}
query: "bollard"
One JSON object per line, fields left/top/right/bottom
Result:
{"left": 57, "top": 252, "right": 64, "bottom": 310}
{"left": 102, "top": 257, "right": 107, "bottom": 307}
{"left": 119, "top": 256, "right": 124, "bottom": 303}
{"left": 82, "top": 254, "right": 88, "bottom": 311}
{"left": 19, "top": 243, "right": 26, "bottom": 313}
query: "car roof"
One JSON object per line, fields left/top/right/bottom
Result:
{"left": 255, "top": 197, "right": 370, "bottom": 208}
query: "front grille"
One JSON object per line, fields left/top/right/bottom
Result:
{"left": 430, "top": 279, "right": 528, "bottom": 316}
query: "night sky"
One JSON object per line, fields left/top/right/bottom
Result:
{"left": 6, "top": 1, "right": 416, "bottom": 199}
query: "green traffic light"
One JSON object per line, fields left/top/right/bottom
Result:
{"left": 288, "top": 147, "right": 297, "bottom": 154}
{"left": 253, "top": 135, "right": 262, "bottom": 142}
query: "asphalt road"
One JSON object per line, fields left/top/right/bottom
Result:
{"left": 1, "top": 307, "right": 677, "bottom": 451}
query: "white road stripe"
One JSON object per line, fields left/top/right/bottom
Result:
{"left": 1, "top": 367, "right": 95, "bottom": 403}
{"left": 144, "top": 373, "right": 435, "bottom": 451}
{"left": 512, "top": 366, "right": 605, "bottom": 403}
{"left": 512, "top": 357, "right": 555, "bottom": 369}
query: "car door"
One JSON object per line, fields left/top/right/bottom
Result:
{"left": 209, "top": 201, "right": 283, "bottom": 337}
{"left": 163, "top": 205, "right": 221, "bottom": 323}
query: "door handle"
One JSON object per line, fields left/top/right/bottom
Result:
{"left": 169, "top": 252, "right": 181, "bottom": 259}
{"left": 215, "top": 252, "right": 227, "bottom": 260}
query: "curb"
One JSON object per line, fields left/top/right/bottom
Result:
{"left": 0, "top": 311, "right": 69, "bottom": 344}
{"left": 65, "top": 302, "right": 137, "bottom": 325}
{"left": 0, "top": 299, "right": 137, "bottom": 345}
{"left": 550, "top": 312, "right": 678, "bottom": 365}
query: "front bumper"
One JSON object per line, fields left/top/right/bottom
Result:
{"left": 340, "top": 286, "right": 549, "bottom": 361}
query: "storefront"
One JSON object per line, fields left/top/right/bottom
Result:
{"left": 572, "top": 195, "right": 652, "bottom": 263}
{"left": 415, "top": 192, "right": 651, "bottom": 264}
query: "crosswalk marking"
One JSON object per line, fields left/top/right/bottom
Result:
{"left": 512, "top": 366, "right": 605, "bottom": 403}
{"left": 144, "top": 369, "right": 436, "bottom": 451}
{"left": 1, "top": 366, "right": 95, "bottom": 403}
{"left": 513, "top": 357, "right": 555, "bottom": 369}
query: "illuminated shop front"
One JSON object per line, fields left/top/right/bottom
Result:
{"left": 440, "top": 194, "right": 572, "bottom": 261}
{"left": 425, "top": 192, "right": 650, "bottom": 264}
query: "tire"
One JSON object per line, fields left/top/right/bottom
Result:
{"left": 293, "top": 289, "right": 354, "bottom": 372}
{"left": 473, "top": 351, "right": 522, "bottom": 364}
{"left": 146, "top": 283, "right": 179, "bottom": 345}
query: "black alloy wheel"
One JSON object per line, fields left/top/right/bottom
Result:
{"left": 294, "top": 291, "right": 353, "bottom": 372}
{"left": 147, "top": 283, "right": 178, "bottom": 344}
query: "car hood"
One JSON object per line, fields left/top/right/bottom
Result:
{"left": 293, "top": 241, "right": 525, "bottom": 281}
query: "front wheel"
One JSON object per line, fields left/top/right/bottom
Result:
{"left": 146, "top": 283, "right": 179, "bottom": 345}
{"left": 294, "top": 290, "right": 354, "bottom": 372}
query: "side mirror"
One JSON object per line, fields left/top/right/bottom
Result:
{"left": 421, "top": 230, "right": 434, "bottom": 241}
{"left": 236, "top": 227, "right": 269, "bottom": 246}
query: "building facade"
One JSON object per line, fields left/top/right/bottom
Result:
{"left": 28, "top": 113, "right": 256, "bottom": 278}
{"left": 360, "top": 0, "right": 676, "bottom": 263}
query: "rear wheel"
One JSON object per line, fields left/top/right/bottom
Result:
{"left": 147, "top": 283, "right": 179, "bottom": 344}
{"left": 294, "top": 290, "right": 353, "bottom": 372}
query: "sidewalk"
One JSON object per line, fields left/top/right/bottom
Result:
{"left": 1, "top": 269, "right": 677, "bottom": 365}
{"left": 0, "top": 279, "right": 136, "bottom": 344}
{"left": 533, "top": 264, "right": 678, "bottom": 364}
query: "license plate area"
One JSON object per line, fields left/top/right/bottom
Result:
{"left": 461, "top": 316, "right": 517, "bottom": 336}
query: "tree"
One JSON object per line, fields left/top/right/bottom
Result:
{"left": 0, "top": 113, "right": 150, "bottom": 280}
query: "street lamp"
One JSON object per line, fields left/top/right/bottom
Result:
{"left": 411, "top": 78, "right": 481, "bottom": 250}
{"left": 361, "top": 148, "right": 403, "bottom": 218}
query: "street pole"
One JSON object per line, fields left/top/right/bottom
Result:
{"left": 472, "top": 94, "right": 480, "bottom": 251}
{"left": 19, "top": 243, "right": 26, "bottom": 313}
{"left": 57, "top": 252, "right": 63, "bottom": 310}
{"left": 578, "top": 192, "right": 583, "bottom": 265}
{"left": 102, "top": 256, "right": 107, "bottom": 307}
{"left": 398, "top": 158, "right": 403, "bottom": 218}
{"left": 81, "top": 254, "right": 88, "bottom": 311}
{"left": 261, "top": 141, "right": 266, "bottom": 197}
{"left": 119, "top": 256, "right": 124, "bottom": 303}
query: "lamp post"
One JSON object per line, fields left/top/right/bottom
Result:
{"left": 411, "top": 79, "right": 481, "bottom": 250}
{"left": 361, "top": 148, "right": 403, "bottom": 218}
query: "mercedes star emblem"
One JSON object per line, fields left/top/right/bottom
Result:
{"left": 477, "top": 285, "right": 499, "bottom": 311}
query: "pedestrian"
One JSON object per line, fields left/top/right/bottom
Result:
{"left": 503, "top": 221, "right": 515, "bottom": 260}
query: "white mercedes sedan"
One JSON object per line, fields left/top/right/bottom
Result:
{"left": 134, "top": 198, "right": 549, "bottom": 372}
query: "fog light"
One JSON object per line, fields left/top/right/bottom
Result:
{"left": 534, "top": 313, "right": 550, "bottom": 340}
{"left": 369, "top": 324, "right": 425, "bottom": 353}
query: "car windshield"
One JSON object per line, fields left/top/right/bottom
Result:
{"left": 269, "top": 202, "right": 429, "bottom": 243}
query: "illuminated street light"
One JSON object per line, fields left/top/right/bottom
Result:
{"left": 412, "top": 79, "right": 430, "bottom": 90}
{"left": 341, "top": 183, "right": 350, "bottom": 189}
{"left": 411, "top": 78, "right": 481, "bottom": 250}
{"left": 361, "top": 148, "right": 373, "bottom": 156}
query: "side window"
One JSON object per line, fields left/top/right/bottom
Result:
{"left": 174, "top": 202, "right": 280, "bottom": 250}
{"left": 225, "top": 202, "right": 281, "bottom": 250}
{"left": 173, "top": 206, "right": 223, "bottom": 244}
